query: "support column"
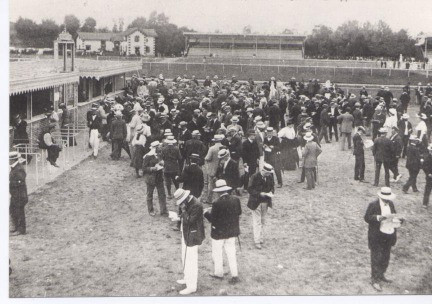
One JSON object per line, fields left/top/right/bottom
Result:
{"left": 71, "top": 42, "right": 75, "bottom": 71}
{"left": 63, "top": 44, "right": 67, "bottom": 72}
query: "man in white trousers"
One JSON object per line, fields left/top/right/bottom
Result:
{"left": 174, "top": 188, "right": 205, "bottom": 295}
{"left": 88, "top": 104, "right": 102, "bottom": 159}
{"left": 204, "top": 179, "right": 242, "bottom": 284}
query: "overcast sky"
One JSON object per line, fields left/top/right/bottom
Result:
{"left": 8, "top": 0, "right": 432, "bottom": 36}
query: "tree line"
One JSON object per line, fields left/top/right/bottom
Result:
{"left": 11, "top": 15, "right": 422, "bottom": 59}
{"left": 304, "top": 20, "right": 422, "bottom": 60}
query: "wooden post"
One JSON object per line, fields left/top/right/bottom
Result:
{"left": 371, "top": 68, "right": 373, "bottom": 76}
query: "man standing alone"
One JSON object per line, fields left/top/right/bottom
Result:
{"left": 247, "top": 164, "right": 275, "bottom": 249}
{"left": 338, "top": 107, "right": 354, "bottom": 150}
{"left": 204, "top": 179, "right": 241, "bottom": 284}
{"left": 9, "top": 152, "right": 28, "bottom": 236}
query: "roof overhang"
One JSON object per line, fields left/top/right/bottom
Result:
{"left": 79, "top": 62, "right": 141, "bottom": 80}
{"left": 10, "top": 72, "right": 79, "bottom": 96}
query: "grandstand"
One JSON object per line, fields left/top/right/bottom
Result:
{"left": 184, "top": 32, "right": 306, "bottom": 60}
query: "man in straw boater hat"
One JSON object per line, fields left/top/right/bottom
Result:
{"left": 402, "top": 135, "right": 422, "bottom": 194}
{"left": 364, "top": 187, "right": 404, "bottom": 292}
{"left": 173, "top": 188, "right": 205, "bottom": 295}
{"left": 397, "top": 113, "right": 412, "bottom": 158}
{"left": 160, "top": 135, "right": 181, "bottom": 198}
{"left": 373, "top": 127, "right": 393, "bottom": 187}
{"left": 110, "top": 111, "right": 128, "bottom": 160}
{"left": 216, "top": 148, "right": 241, "bottom": 194}
{"left": 88, "top": 103, "right": 102, "bottom": 159}
{"left": 142, "top": 141, "right": 167, "bottom": 216}
{"left": 302, "top": 131, "right": 322, "bottom": 190}
{"left": 247, "top": 163, "right": 275, "bottom": 249}
{"left": 204, "top": 179, "right": 242, "bottom": 284}
{"left": 421, "top": 143, "right": 432, "bottom": 209}
{"left": 176, "top": 153, "right": 204, "bottom": 200}
{"left": 9, "top": 151, "right": 28, "bottom": 236}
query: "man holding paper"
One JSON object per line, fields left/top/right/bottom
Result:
{"left": 364, "top": 187, "right": 404, "bottom": 292}
{"left": 247, "top": 163, "right": 275, "bottom": 249}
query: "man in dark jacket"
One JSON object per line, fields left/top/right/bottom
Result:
{"left": 216, "top": 149, "right": 241, "bottom": 192}
{"left": 88, "top": 104, "right": 102, "bottom": 158}
{"left": 353, "top": 126, "right": 366, "bottom": 182}
{"left": 364, "top": 187, "right": 403, "bottom": 292}
{"left": 184, "top": 130, "right": 207, "bottom": 166}
{"left": 110, "top": 112, "right": 128, "bottom": 160}
{"left": 204, "top": 179, "right": 241, "bottom": 284}
{"left": 318, "top": 104, "right": 330, "bottom": 144}
{"left": 242, "top": 130, "right": 261, "bottom": 190}
{"left": 174, "top": 188, "right": 205, "bottom": 295}
{"left": 389, "top": 127, "right": 403, "bottom": 182}
{"left": 373, "top": 128, "right": 393, "bottom": 187}
{"left": 161, "top": 136, "right": 182, "bottom": 198}
{"left": 176, "top": 154, "right": 204, "bottom": 199}
{"left": 9, "top": 152, "right": 28, "bottom": 236}
{"left": 328, "top": 101, "right": 340, "bottom": 142}
{"left": 263, "top": 127, "right": 283, "bottom": 187}
{"left": 142, "top": 141, "right": 167, "bottom": 216}
{"left": 247, "top": 163, "right": 275, "bottom": 249}
{"left": 402, "top": 136, "right": 422, "bottom": 193}
{"left": 422, "top": 144, "right": 432, "bottom": 208}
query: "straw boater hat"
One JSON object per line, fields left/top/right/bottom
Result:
{"left": 9, "top": 151, "right": 26, "bottom": 163}
{"left": 164, "top": 129, "right": 173, "bottom": 136}
{"left": 212, "top": 134, "right": 224, "bottom": 142}
{"left": 303, "top": 122, "right": 312, "bottom": 130}
{"left": 377, "top": 187, "right": 396, "bottom": 201}
{"left": 192, "top": 130, "right": 201, "bottom": 136}
{"left": 254, "top": 116, "right": 262, "bottom": 122}
{"left": 262, "top": 163, "right": 274, "bottom": 173}
{"left": 174, "top": 188, "right": 191, "bottom": 206}
{"left": 357, "top": 126, "right": 366, "bottom": 133}
{"left": 179, "top": 121, "right": 188, "bottom": 127}
{"left": 256, "top": 121, "right": 266, "bottom": 129}
{"left": 303, "top": 132, "right": 314, "bottom": 141}
{"left": 428, "top": 144, "right": 432, "bottom": 151}
{"left": 150, "top": 141, "right": 161, "bottom": 148}
{"left": 165, "top": 135, "right": 177, "bottom": 145}
{"left": 402, "top": 113, "right": 409, "bottom": 120}
{"left": 266, "top": 127, "right": 274, "bottom": 133}
{"left": 378, "top": 127, "right": 388, "bottom": 133}
{"left": 218, "top": 149, "right": 229, "bottom": 159}
{"left": 213, "top": 179, "right": 232, "bottom": 192}
{"left": 419, "top": 113, "right": 428, "bottom": 120}
{"left": 140, "top": 113, "right": 150, "bottom": 122}
{"left": 231, "top": 116, "right": 239, "bottom": 122}
{"left": 409, "top": 135, "right": 420, "bottom": 142}
{"left": 190, "top": 153, "right": 200, "bottom": 160}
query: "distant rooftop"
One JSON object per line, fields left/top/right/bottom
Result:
{"left": 77, "top": 28, "right": 158, "bottom": 42}
{"left": 10, "top": 58, "right": 141, "bottom": 95}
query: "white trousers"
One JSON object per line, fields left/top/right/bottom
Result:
{"left": 89, "top": 129, "right": 100, "bottom": 156}
{"left": 181, "top": 235, "right": 199, "bottom": 291}
{"left": 212, "top": 237, "right": 238, "bottom": 277}
{"left": 252, "top": 203, "right": 268, "bottom": 245}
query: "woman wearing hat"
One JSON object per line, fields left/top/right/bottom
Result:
{"left": 9, "top": 151, "right": 28, "bottom": 236}
{"left": 131, "top": 124, "right": 147, "bottom": 177}
{"left": 278, "top": 118, "right": 299, "bottom": 171}
{"left": 364, "top": 187, "right": 404, "bottom": 292}
{"left": 402, "top": 135, "right": 422, "bottom": 194}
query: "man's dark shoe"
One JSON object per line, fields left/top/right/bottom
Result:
{"left": 229, "top": 277, "right": 240, "bottom": 284}
{"left": 209, "top": 273, "right": 224, "bottom": 280}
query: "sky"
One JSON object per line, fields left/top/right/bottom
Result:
{"left": 8, "top": 0, "right": 432, "bottom": 37}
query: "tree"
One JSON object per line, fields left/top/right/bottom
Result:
{"left": 98, "top": 27, "right": 110, "bottom": 33}
{"left": 63, "top": 14, "right": 80, "bottom": 39}
{"left": 112, "top": 21, "right": 118, "bottom": 33}
{"left": 39, "top": 19, "right": 61, "bottom": 47}
{"left": 81, "top": 17, "right": 96, "bottom": 32}
{"left": 118, "top": 18, "right": 124, "bottom": 32}
{"left": 127, "top": 17, "right": 147, "bottom": 29}
{"left": 14, "top": 17, "right": 38, "bottom": 46}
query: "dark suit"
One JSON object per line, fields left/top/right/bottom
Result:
{"left": 182, "top": 196, "right": 205, "bottom": 247}
{"left": 142, "top": 153, "right": 167, "bottom": 215}
{"left": 110, "top": 117, "right": 129, "bottom": 160}
{"left": 177, "top": 163, "right": 204, "bottom": 198}
{"left": 247, "top": 172, "right": 275, "bottom": 210}
{"left": 242, "top": 139, "right": 260, "bottom": 189}
{"left": 389, "top": 133, "right": 403, "bottom": 179}
{"left": 9, "top": 163, "right": 28, "bottom": 234}
{"left": 353, "top": 133, "right": 365, "bottom": 181}
{"left": 328, "top": 107, "right": 340, "bottom": 141}
{"left": 422, "top": 153, "right": 432, "bottom": 206}
{"left": 373, "top": 136, "right": 393, "bottom": 186}
{"left": 184, "top": 138, "right": 207, "bottom": 166}
{"left": 216, "top": 159, "right": 241, "bottom": 189}
{"left": 364, "top": 199, "right": 397, "bottom": 283}
{"left": 204, "top": 194, "right": 241, "bottom": 240}
{"left": 403, "top": 144, "right": 421, "bottom": 192}
{"left": 264, "top": 136, "right": 282, "bottom": 185}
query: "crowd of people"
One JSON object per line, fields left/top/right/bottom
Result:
{"left": 10, "top": 72, "right": 432, "bottom": 294}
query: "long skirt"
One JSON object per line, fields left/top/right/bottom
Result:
{"left": 280, "top": 138, "right": 299, "bottom": 171}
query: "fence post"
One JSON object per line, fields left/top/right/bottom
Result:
{"left": 149, "top": 62, "right": 152, "bottom": 71}
{"left": 167, "top": 63, "right": 170, "bottom": 71}
{"left": 315, "top": 67, "right": 317, "bottom": 75}
{"left": 333, "top": 67, "right": 335, "bottom": 76}
{"left": 185, "top": 63, "right": 188, "bottom": 71}
{"left": 371, "top": 68, "right": 373, "bottom": 76}
{"left": 277, "top": 65, "right": 280, "bottom": 73}
{"left": 241, "top": 64, "right": 243, "bottom": 72}
{"left": 296, "top": 66, "right": 298, "bottom": 74}
{"left": 352, "top": 68, "right": 354, "bottom": 76}
{"left": 389, "top": 69, "right": 391, "bottom": 76}
{"left": 223, "top": 64, "right": 225, "bottom": 73}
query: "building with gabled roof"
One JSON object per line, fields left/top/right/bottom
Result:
{"left": 76, "top": 28, "right": 157, "bottom": 56}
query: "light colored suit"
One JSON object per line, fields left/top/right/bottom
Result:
{"left": 202, "top": 142, "right": 222, "bottom": 203}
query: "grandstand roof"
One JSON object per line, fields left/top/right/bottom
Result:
{"left": 184, "top": 32, "right": 306, "bottom": 40}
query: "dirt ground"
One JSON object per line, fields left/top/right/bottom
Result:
{"left": 9, "top": 106, "right": 432, "bottom": 297}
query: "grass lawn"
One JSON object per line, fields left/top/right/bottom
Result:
{"left": 9, "top": 106, "right": 432, "bottom": 297}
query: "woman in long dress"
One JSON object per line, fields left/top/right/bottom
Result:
{"left": 278, "top": 117, "right": 299, "bottom": 171}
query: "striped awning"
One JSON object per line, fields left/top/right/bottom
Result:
{"left": 10, "top": 72, "right": 79, "bottom": 95}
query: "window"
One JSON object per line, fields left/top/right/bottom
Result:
{"left": 31, "top": 88, "right": 53, "bottom": 117}
{"left": 134, "top": 35, "right": 140, "bottom": 42}
{"left": 85, "top": 45, "right": 91, "bottom": 51}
